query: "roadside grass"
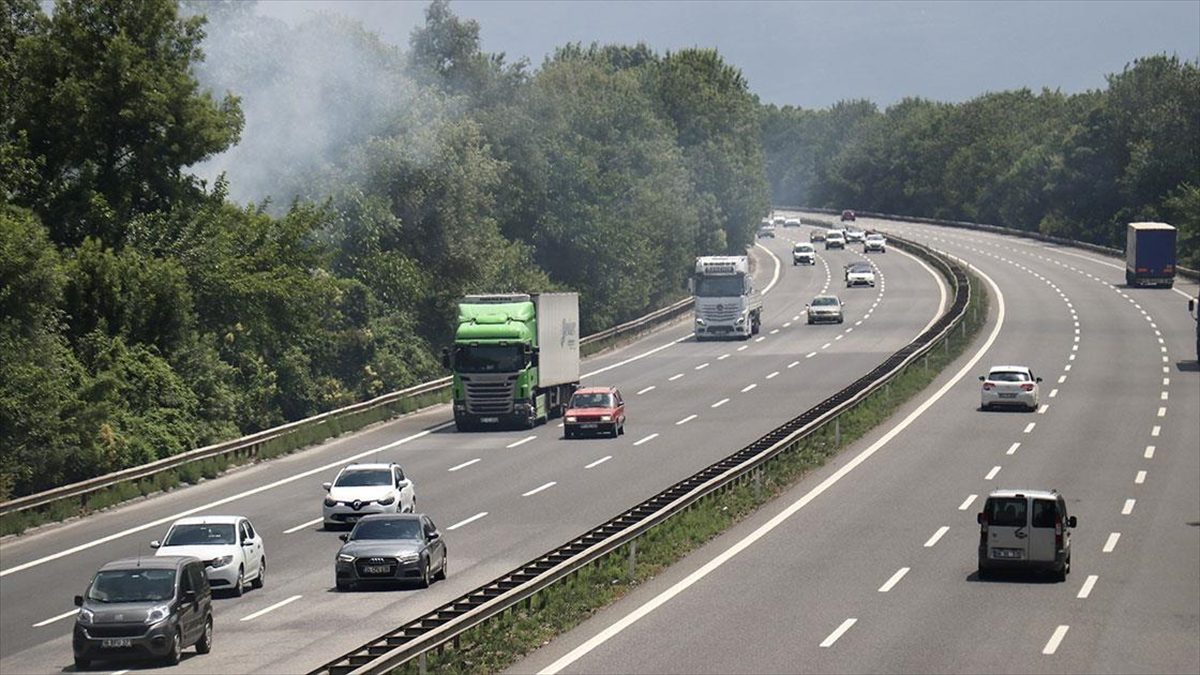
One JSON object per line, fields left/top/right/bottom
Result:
{"left": 395, "top": 268, "right": 987, "bottom": 674}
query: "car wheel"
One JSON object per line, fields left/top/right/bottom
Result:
{"left": 162, "top": 629, "right": 182, "bottom": 666}
{"left": 252, "top": 558, "right": 265, "bottom": 589}
{"left": 418, "top": 559, "right": 431, "bottom": 589}
{"left": 435, "top": 553, "right": 448, "bottom": 581}
{"left": 195, "top": 614, "right": 213, "bottom": 654}
{"left": 564, "top": 428, "right": 574, "bottom": 439}
{"left": 977, "top": 566, "right": 989, "bottom": 581}
{"left": 73, "top": 656, "right": 90, "bottom": 670}
{"left": 618, "top": 421, "right": 625, "bottom": 436}
{"left": 232, "top": 566, "right": 244, "bottom": 597}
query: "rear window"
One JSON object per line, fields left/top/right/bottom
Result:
{"left": 986, "top": 498, "right": 1027, "bottom": 527}
{"left": 989, "top": 371, "right": 1029, "bottom": 382}
{"left": 1032, "top": 499, "right": 1057, "bottom": 528}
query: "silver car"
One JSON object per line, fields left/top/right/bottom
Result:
{"left": 979, "top": 365, "right": 1041, "bottom": 411}
{"left": 806, "top": 295, "right": 844, "bottom": 324}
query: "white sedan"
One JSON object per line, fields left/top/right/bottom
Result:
{"left": 979, "top": 366, "right": 1042, "bottom": 411}
{"left": 152, "top": 515, "right": 266, "bottom": 596}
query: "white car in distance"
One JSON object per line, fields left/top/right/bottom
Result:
{"left": 979, "top": 365, "right": 1042, "bottom": 411}
{"left": 792, "top": 242, "right": 816, "bottom": 265}
{"left": 323, "top": 462, "right": 417, "bottom": 528}
{"left": 845, "top": 262, "right": 876, "bottom": 288}
{"left": 864, "top": 233, "right": 887, "bottom": 253}
{"left": 152, "top": 515, "right": 265, "bottom": 596}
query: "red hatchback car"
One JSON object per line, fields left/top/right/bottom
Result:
{"left": 563, "top": 387, "right": 625, "bottom": 438}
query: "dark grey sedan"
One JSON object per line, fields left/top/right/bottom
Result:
{"left": 334, "top": 514, "right": 447, "bottom": 591}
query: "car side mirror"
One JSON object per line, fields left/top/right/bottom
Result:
{"left": 322, "top": 482, "right": 332, "bottom": 492}
{"left": 428, "top": 530, "right": 440, "bottom": 541}
{"left": 1036, "top": 377, "right": 1043, "bottom": 383}
{"left": 1189, "top": 299, "right": 1196, "bottom": 312}
{"left": 150, "top": 540, "right": 161, "bottom": 549}
{"left": 440, "top": 347, "right": 451, "bottom": 369}
{"left": 976, "top": 513, "right": 985, "bottom": 525}
{"left": 74, "top": 595, "right": 84, "bottom": 607}
{"left": 338, "top": 534, "right": 349, "bottom": 542}
{"left": 1067, "top": 516, "right": 1077, "bottom": 528}
{"left": 396, "top": 479, "right": 410, "bottom": 489}
{"left": 978, "top": 376, "right": 985, "bottom": 381}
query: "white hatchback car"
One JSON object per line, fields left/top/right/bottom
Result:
{"left": 863, "top": 233, "right": 887, "bottom": 253}
{"left": 979, "top": 365, "right": 1042, "bottom": 411}
{"left": 152, "top": 516, "right": 265, "bottom": 596}
{"left": 845, "top": 262, "right": 876, "bottom": 287}
{"left": 323, "top": 462, "right": 417, "bottom": 528}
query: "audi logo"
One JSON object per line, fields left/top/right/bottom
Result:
{"left": 368, "top": 558, "right": 385, "bottom": 564}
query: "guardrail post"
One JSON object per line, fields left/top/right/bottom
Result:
{"left": 628, "top": 540, "right": 637, "bottom": 579}
{"left": 923, "top": 353, "right": 929, "bottom": 372}
{"left": 419, "top": 651, "right": 427, "bottom": 675}
{"left": 834, "top": 418, "right": 841, "bottom": 447}
{"left": 753, "top": 466, "right": 763, "bottom": 499}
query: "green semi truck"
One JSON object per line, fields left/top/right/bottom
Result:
{"left": 441, "top": 293, "right": 581, "bottom": 431}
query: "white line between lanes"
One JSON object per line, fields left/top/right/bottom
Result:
{"left": 537, "top": 263, "right": 1008, "bottom": 675}
{"left": 1145, "top": 445, "right": 1156, "bottom": 459}
{"left": 636, "top": 385, "right": 655, "bottom": 395}
{"left": 284, "top": 517, "right": 323, "bottom": 534}
{"left": 806, "top": 352, "right": 817, "bottom": 358}
{"left": 711, "top": 398, "right": 730, "bottom": 408}
{"left": 1121, "top": 499, "right": 1135, "bottom": 515}
{"left": 240, "top": 595, "right": 302, "bottom": 622}
{"left": 741, "top": 384, "right": 757, "bottom": 393}
{"left": 447, "top": 512, "right": 488, "bottom": 531}
{"left": 1023, "top": 422, "right": 1036, "bottom": 434}
{"left": 958, "top": 494, "right": 977, "bottom": 511}
{"left": 718, "top": 354, "right": 730, "bottom": 360}
{"left": 32, "top": 609, "right": 77, "bottom": 627}
{"left": 1006, "top": 442, "right": 1020, "bottom": 455}
{"left": 523, "top": 482, "right": 557, "bottom": 497}
{"left": 695, "top": 362, "right": 709, "bottom": 370}
{"left": 668, "top": 373, "right": 684, "bottom": 381}
{"left": 585, "top": 456, "right": 612, "bottom": 469}
{"left": 634, "top": 433, "right": 658, "bottom": 446}
{"left": 766, "top": 371, "right": 779, "bottom": 379}
{"left": 507, "top": 435, "right": 537, "bottom": 449}
{"left": 1135, "top": 470, "right": 1146, "bottom": 484}
{"left": 878, "top": 567, "right": 910, "bottom": 593}
{"left": 819, "top": 618, "right": 857, "bottom": 648}
{"left": 789, "top": 360, "right": 801, "bottom": 368}
{"left": 676, "top": 414, "right": 698, "bottom": 425}
{"left": 1077, "top": 575, "right": 1099, "bottom": 599}
{"left": 1042, "top": 625, "right": 1070, "bottom": 655}
{"left": 1103, "top": 532, "right": 1120, "bottom": 553}
{"left": 985, "top": 466, "right": 1001, "bottom": 480}
{"left": 448, "top": 458, "right": 481, "bottom": 472}
{"left": 924, "top": 526, "right": 950, "bottom": 548}
{"left": 580, "top": 334, "right": 692, "bottom": 380}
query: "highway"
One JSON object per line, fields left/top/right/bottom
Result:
{"left": 514, "top": 213, "right": 1200, "bottom": 675}
{"left": 0, "top": 225, "right": 948, "bottom": 673}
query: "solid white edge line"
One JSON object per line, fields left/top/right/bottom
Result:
{"left": 581, "top": 334, "right": 692, "bottom": 380}
{"left": 32, "top": 608, "right": 78, "bottom": 628}
{"left": 754, "top": 242, "right": 783, "bottom": 296}
{"left": 878, "top": 567, "right": 910, "bottom": 593}
{"left": 447, "top": 512, "right": 488, "bottom": 531}
{"left": 537, "top": 262, "right": 1007, "bottom": 675}
{"left": 448, "top": 458, "right": 481, "bottom": 472}
{"left": 522, "top": 482, "right": 557, "bottom": 497}
{"left": 819, "top": 618, "right": 858, "bottom": 648}
{"left": 1042, "top": 625, "right": 1070, "bottom": 655}
{"left": 284, "top": 517, "right": 324, "bottom": 534}
{"left": 924, "top": 526, "right": 950, "bottom": 547}
{"left": 240, "top": 594, "right": 302, "bottom": 622}
{"left": 585, "top": 456, "right": 612, "bottom": 470}
{"left": 1077, "top": 574, "right": 1099, "bottom": 599}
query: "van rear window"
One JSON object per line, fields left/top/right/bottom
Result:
{"left": 1032, "top": 499, "right": 1057, "bottom": 528}
{"left": 987, "top": 498, "right": 1027, "bottom": 526}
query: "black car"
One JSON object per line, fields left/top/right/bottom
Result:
{"left": 73, "top": 556, "right": 213, "bottom": 670}
{"left": 335, "top": 514, "right": 447, "bottom": 590}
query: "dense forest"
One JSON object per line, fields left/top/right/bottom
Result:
{"left": 0, "top": 0, "right": 767, "bottom": 500}
{"left": 761, "top": 55, "right": 1200, "bottom": 268}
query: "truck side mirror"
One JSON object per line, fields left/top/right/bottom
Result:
{"left": 1190, "top": 299, "right": 1196, "bottom": 313}
{"left": 530, "top": 351, "right": 540, "bottom": 368}
{"left": 687, "top": 278, "right": 695, "bottom": 293}
{"left": 440, "top": 347, "right": 451, "bottom": 369}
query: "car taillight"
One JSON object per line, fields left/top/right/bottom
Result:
{"left": 982, "top": 383, "right": 995, "bottom": 391}
{"left": 1055, "top": 516, "right": 1063, "bottom": 549}
{"left": 1021, "top": 383, "right": 1035, "bottom": 392}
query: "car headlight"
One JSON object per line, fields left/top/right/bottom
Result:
{"left": 145, "top": 604, "right": 171, "bottom": 624}
{"left": 337, "top": 553, "right": 355, "bottom": 563}
{"left": 210, "top": 555, "right": 234, "bottom": 568}
{"left": 735, "top": 316, "right": 746, "bottom": 325}
{"left": 78, "top": 607, "right": 94, "bottom": 625}
{"left": 377, "top": 495, "right": 395, "bottom": 506}
{"left": 565, "top": 416, "right": 577, "bottom": 423}
{"left": 397, "top": 553, "right": 419, "bottom": 563}
{"left": 324, "top": 497, "right": 337, "bottom": 507}
{"left": 600, "top": 415, "right": 612, "bottom": 422}
{"left": 695, "top": 317, "right": 706, "bottom": 326}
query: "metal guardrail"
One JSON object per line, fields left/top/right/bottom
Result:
{"left": 312, "top": 233, "right": 970, "bottom": 675}
{"left": 784, "top": 206, "right": 1200, "bottom": 281}
{"left": 0, "top": 297, "right": 695, "bottom": 520}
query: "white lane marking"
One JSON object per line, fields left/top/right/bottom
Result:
{"left": 1064, "top": 365, "right": 1071, "bottom": 371}
{"left": 878, "top": 567, "right": 910, "bottom": 593}
{"left": 634, "top": 433, "right": 658, "bottom": 446}
{"left": 789, "top": 360, "right": 801, "bottom": 368}
{"left": 755, "top": 336, "right": 766, "bottom": 343}
{"left": 1038, "top": 404, "right": 1049, "bottom": 414}
{"left": 792, "top": 315, "right": 800, "bottom": 321}
{"left": 1, "top": 421, "right": 453, "bottom": 577}
{"left": 711, "top": 398, "right": 730, "bottom": 408}
{"left": 1058, "top": 375, "right": 1067, "bottom": 383}
{"left": 636, "top": 385, "right": 656, "bottom": 395}
{"left": 1043, "top": 625, "right": 1070, "bottom": 655}
{"left": 821, "top": 343, "right": 831, "bottom": 349}
{"left": 766, "top": 371, "right": 779, "bottom": 380}
{"left": 447, "top": 512, "right": 488, "bottom": 531}
{"left": 737, "top": 345, "right": 748, "bottom": 352}
{"left": 32, "top": 609, "right": 78, "bottom": 627}
{"left": 741, "top": 384, "right": 757, "bottom": 393}
{"left": 1007, "top": 442, "right": 1021, "bottom": 455}
{"left": 284, "top": 517, "right": 324, "bottom": 534}
{"left": 835, "top": 334, "right": 844, "bottom": 340}
{"left": 1023, "top": 422, "right": 1036, "bottom": 434}
{"left": 522, "top": 481, "right": 557, "bottom": 497}
{"left": 770, "top": 329, "right": 780, "bottom": 335}
{"left": 448, "top": 458, "right": 482, "bottom": 472}
{"left": 783, "top": 322, "right": 792, "bottom": 328}
{"left": 241, "top": 595, "right": 302, "bottom": 622}
{"left": 1163, "top": 377, "right": 1170, "bottom": 386}
{"left": 1157, "top": 407, "right": 1167, "bottom": 417}
{"left": 1103, "top": 532, "right": 1120, "bottom": 553}
{"left": 1145, "top": 445, "right": 1156, "bottom": 459}
{"left": 717, "top": 354, "right": 730, "bottom": 360}
{"left": 676, "top": 414, "right": 698, "bottom": 425}
{"left": 1049, "top": 389, "right": 1058, "bottom": 398}
{"left": 507, "top": 435, "right": 537, "bottom": 449}
{"left": 806, "top": 352, "right": 817, "bottom": 358}
{"left": 1163, "top": 366, "right": 1170, "bottom": 373}
{"left": 1135, "top": 470, "right": 1146, "bottom": 484}
{"left": 585, "top": 456, "right": 612, "bottom": 469}
{"left": 985, "top": 466, "right": 1002, "bottom": 481}
{"left": 1160, "top": 391, "right": 1168, "bottom": 400}
{"left": 819, "top": 619, "right": 858, "bottom": 648}
{"left": 924, "top": 526, "right": 950, "bottom": 548}
{"left": 668, "top": 373, "right": 684, "bottom": 381}
{"left": 537, "top": 263, "right": 1007, "bottom": 675}
{"left": 695, "top": 362, "right": 710, "bottom": 371}
{"left": 1151, "top": 426, "right": 1161, "bottom": 437}
{"left": 855, "top": 320, "right": 863, "bottom": 326}
{"left": 1121, "top": 499, "right": 1135, "bottom": 515}
{"left": 754, "top": 241, "right": 783, "bottom": 295}
{"left": 1077, "top": 575, "right": 1099, "bottom": 599}
{"left": 582, "top": 333, "right": 692, "bottom": 380}
{"left": 112, "top": 670, "right": 130, "bottom": 675}
{"left": 1069, "top": 353, "right": 1076, "bottom": 360}
{"left": 958, "top": 494, "right": 978, "bottom": 511}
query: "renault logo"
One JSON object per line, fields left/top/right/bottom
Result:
{"left": 351, "top": 500, "right": 363, "bottom": 510}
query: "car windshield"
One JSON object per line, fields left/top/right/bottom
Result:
{"left": 987, "top": 498, "right": 1028, "bottom": 527}
{"left": 335, "top": 469, "right": 392, "bottom": 487}
{"left": 571, "top": 393, "right": 613, "bottom": 408}
{"left": 989, "top": 371, "right": 1030, "bottom": 382}
{"left": 812, "top": 297, "right": 839, "bottom": 307}
{"left": 867, "top": 235, "right": 884, "bottom": 241}
{"left": 87, "top": 569, "right": 176, "bottom": 603}
{"left": 163, "top": 523, "right": 236, "bottom": 546}
{"left": 350, "top": 518, "right": 421, "bottom": 541}
{"left": 848, "top": 264, "right": 872, "bottom": 273}
{"left": 794, "top": 245, "right": 813, "bottom": 252}
{"left": 453, "top": 344, "right": 525, "bottom": 373}
{"left": 695, "top": 275, "right": 744, "bottom": 297}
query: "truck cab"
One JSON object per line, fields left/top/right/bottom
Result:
{"left": 692, "top": 256, "right": 762, "bottom": 341}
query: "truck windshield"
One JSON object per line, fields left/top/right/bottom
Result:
{"left": 454, "top": 345, "right": 525, "bottom": 373}
{"left": 695, "top": 275, "right": 745, "bottom": 297}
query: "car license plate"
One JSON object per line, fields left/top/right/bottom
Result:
{"left": 993, "top": 548, "right": 1023, "bottom": 559}
{"left": 363, "top": 565, "right": 391, "bottom": 574}
{"left": 101, "top": 639, "right": 132, "bottom": 648}
{"left": 580, "top": 423, "right": 598, "bottom": 429}
{"left": 999, "top": 393, "right": 1016, "bottom": 398}
{"left": 481, "top": 417, "right": 499, "bottom": 423}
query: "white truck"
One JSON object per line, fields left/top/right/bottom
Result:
{"left": 691, "top": 256, "right": 763, "bottom": 340}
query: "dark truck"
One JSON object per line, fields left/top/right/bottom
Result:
{"left": 1125, "top": 222, "right": 1177, "bottom": 288}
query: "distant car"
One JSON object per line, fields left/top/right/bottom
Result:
{"left": 335, "top": 514, "right": 447, "bottom": 590}
{"left": 844, "top": 228, "right": 865, "bottom": 243}
{"left": 845, "top": 262, "right": 876, "bottom": 288}
{"left": 323, "top": 462, "right": 417, "bottom": 529}
{"left": 73, "top": 556, "right": 213, "bottom": 669}
{"left": 810, "top": 229, "right": 826, "bottom": 243}
{"left": 152, "top": 516, "right": 265, "bottom": 596}
{"left": 792, "top": 242, "right": 816, "bottom": 266}
{"left": 979, "top": 365, "right": 1042, "bottom": 411}
{"left": 977, "top": 489, "right": 1075, "bottom": 581}
{"left": 757, "top": 223, "right": 776, "bottom": 238}
{"left": 841, "top": 209, "right": 856, "bottom": 222}
{"left": 825, "top": 230, "right": 846, "bottom": 250}
{"left": 784, "top": 217, "right": 802, "bottom": 228}
{"left": 806, "top": 295, "right": 845, "bottom": 324}
{"left": 773, "top": 216, "right": 787, "bottom": 227}
{"left": 864, "top": 233, "right": 887, "bottom": 253}
{"left": 564, "top": 386, "right": 625, "bottom": 438}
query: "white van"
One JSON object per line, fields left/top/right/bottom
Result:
{"left": 976, "top": 489, "right": 1076, "bottom": 581}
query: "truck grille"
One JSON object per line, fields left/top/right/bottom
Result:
{"left": 699, "top": 305, "right": 738, "bottom": 322}
{"left": 463, "top": 376, "right": 517, "bottom": 414}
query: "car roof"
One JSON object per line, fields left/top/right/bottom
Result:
{"left": 356, "top": 513, "right": 423, "bottom": 524}
{"left": 986, "top": 489, "right": 1059, "bottom": 500}
{"left": 812, "top": 294, "right": 841, "bottom": 302}
{"left": 988, "top": 365, "right": 1032, "bottom": 373}
{"left": 100, "top": 556, "right": 195, "bottom": 572}
{"left": 575, "top": 386, "right": 618, "bottom": 395}
{"left": 340, "top": 462, "right": 397, "bottom": 471}
{"left": 848, "top": 263, "right": 873, "bottom": 270}
{"left": 169, "top": 515, "right": 244, "bottom": 526}
{"left": 866, "top": 232, "right": 885, "bottom": 238}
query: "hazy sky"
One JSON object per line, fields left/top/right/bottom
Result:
{"left": 251, "top": 0, "right": 1200, "bottom": 108}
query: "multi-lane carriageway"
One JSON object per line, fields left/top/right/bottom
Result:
{"left": 514, "top": 213, "right": 1200, "bottom": 675}
{"left": 0, "top": 224, "right": 949, "bottom": 673}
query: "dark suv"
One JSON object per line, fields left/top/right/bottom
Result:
{"left": 73, "top": 556, "right": 213, "bottom": 669}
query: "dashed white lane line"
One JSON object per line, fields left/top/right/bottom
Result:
{"left": 448, "top": 458, "right": 482, "bottom": 472}
{"left": 821, "top": 343, "right": 832, "bottom": 349}
{"left": 806, "top": 352, "right": 817, "bottom": 358}
{"left": 32, "top": 609, "right": 77, "bottom": 628}
{"left": 585, "top": 456, "right": 612, "bottom": 469}
{"left": 1043, "top": 625, "right": 1070, "bottom": 655}
{"left": 1103, "top": 532, "right": 1121, "bottom": 553}
{"left": 792, "top": 315, "right": 800, "bottom": 321}
{"left": 522, "top": 481, "right": 557, "bottom": 497}
{"left": 835, "top": 334, "right": 845, "bottom": 340}
{"left": 1077, "top": 575, "right": 1099, "bottom": 599}
{"left": 718, "top": 354, "right": 730, "bottom": 360}
{"left": 241, "top": 594, "right": 302, "bottom": 622}
{"left": 1023, "top": 422, "right": 1036, "bottom": 434}
{"left": 676, "top": 414, "right": 698, "bottom": 425}
{"left": 737, "top": 345, "right": 748, "bottom": 352}
{"left": 695, "top": 362, "right": 710, "bottom": 371}
{"left": 924, "top": 526, "right": 950, "bottom": 548}
{"left": 985, "top": 466, "right": 1002, "bottom": 480}
{"left": 637, "top": 385, "right": 656, "bottom": 395}
{"left": 1058, "top": 375, "right": 1067, "bottom": 383}
{"left": 668, "top": 373, "right": 684, "bottom": 381}
{"left": 755, "top": 336, "right": 766, "bottom": 343}
{"left": 1160, "top": 391, "right": 1169, "bottom": 400}
{"left": 634, "top": 433, "right": 659, "bottom": 446}
{"left": 782, "top": 322, "right": 792, "bottom": 328}
{"left": 711, "top": 398, "right": 730, "bottom": 408}
{"left": 766, "top": 371, "right": 779, "bottom": 379}
{"left": 1135, "top": 470, "right": 1147, "bottom": 484}
{"left": 878, "top": 567, "right": 910, "bottom": 593}
{"left": 770, "top": 329, "right": 780, "bottom": 335}
{"left": 1038, "top": 404, "right": 1049, "bottom": 414}
{"left": 741, "top": 384, "right": 758, "bottom": 393}
{"left": 1163, "top": 377, "right": 1170, "bottom": 386}
{"left": 1007, "top": 442, "right": 1021, "bottom": 455}
{"left": 1157, "top": 407, "right": 1167, "bottom": 417}
{"left": 1064, "top": 364, "right": 1071, "bottom": 371}
{"left": 1145, "top": 445, "right": 1156, "bottom": 458}
{"left": 447, "top": 512, "right": 488, "bottom": 531}
{"left": 284, "top": 517, "right": 324, "bottom": 534}
{"left": 1151, "top": 425, "right": 1161, "bottom": 437}
{"left": 820, "top": 618, "right": 858, "bottom": 648}
{"left": 1049, "top": 389, "right": 1058, "bottom": 398}
{"left": 507, "top": 435, "right": 537, "bottom": 449}
{"left": 958, "top": 494, "right": 978, "bottom": 511}
{"left": 1121, "top": 499, "right": 1136, "bottom": 515}
{"left": 789, "top": 360, "right": 801, "bottom": 368}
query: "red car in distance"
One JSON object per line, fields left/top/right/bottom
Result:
{"left": 563, "top": 386, "right": 626, "bottom": 438}
{"left": 841, "top": 209, "right": 856, "bottom": 222}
